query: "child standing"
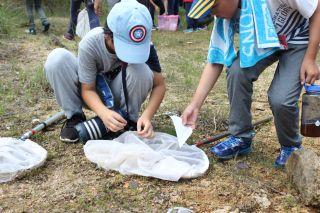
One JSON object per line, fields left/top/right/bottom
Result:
{"left": 25, "top": 0, "right": 50, "bottom": 35}
{"left": 63, "top": 0, "right": 101, "bottom": 41}
{"left": 182, "top": 0, "right": 320, "bottom": 167}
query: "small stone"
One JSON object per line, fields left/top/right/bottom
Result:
{"left": 154, "top": 197, "right": 164, "bottom": 205}
{"left": 235, "top": 162, "right": 250, "bottom": 171}
{"left": 167, "top": 207, "right": 193, "bottom": 213}
{"left": 230, "top": 208, "right": 239, "bottom": 213}
{"left": 129, "top": 180, "right": 139, "bottom": 189}
{"left": 213, "top": 206, "right": 232, "bottom": 213}
{"left": 253, "top": 194, "right": 271, "bottom": 209}
{"left": 236, "top": 197, "right": 258, "bottom": 212}
{"left": 286, "top": 149, "right": 320, "bottom": 206}
{"left": 50, "top": 35, "right": 66, "bottom": 48}
{"left": 32, "top": 118, "right": 40, "bottom": 125}
{"left": 200, "top": 180, "right": 211, "bottom": 188}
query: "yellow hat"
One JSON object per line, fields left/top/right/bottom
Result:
{"left": 188, "top": 0, "right": 216, "bottom": 19}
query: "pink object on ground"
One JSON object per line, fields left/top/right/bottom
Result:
{"left": 157, "top": 15, "right": 179, "bottom": 31}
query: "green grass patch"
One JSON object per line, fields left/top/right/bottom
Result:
{"left": 0, "top": 2, "right": 25, "bottom": 37}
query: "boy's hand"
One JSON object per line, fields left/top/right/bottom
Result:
{"left": 100, "top": 109, "right": 127, "bottom": 132}
{"left": 300, "top": 57, "right": 320, "bottom": 85}
{"left": 137, "top": 116, "right": 155, "bottom": 138}
{"left": 181, "top": 103, "right": 199, "bottom": 129}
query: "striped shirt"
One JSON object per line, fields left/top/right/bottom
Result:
{"left": 267, "top": 0, "right": 318, "bottom": 44}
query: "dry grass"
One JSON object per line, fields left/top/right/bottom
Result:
{"left": 1, "top": 11, "right": 320, "bottom": 213}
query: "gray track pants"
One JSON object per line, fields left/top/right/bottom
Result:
{"left": 26, "top": 0, "right": 48, "bottom": 28}
{"left": 227, "top": 44, "right": 307, "bottom": 147}
{"left": 44, "top": 48, "right": 154, "bottom": 121}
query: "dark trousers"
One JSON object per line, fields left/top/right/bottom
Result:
{"left": 184, "top": 2, "right": 197, "bottom": 29}
{"left": 168, "top": 0, "right": 179, "bottom": 15}
{"left": 67, "top": 0, "right": 100, "bottom": 36}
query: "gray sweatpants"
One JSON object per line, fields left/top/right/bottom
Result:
{"left": 227, "top": 44, "right": 307, "bottom": 147}
{"left": 26, "top": 0, "right": 48, "bottom": 28}
{"left": 44, "top": 48, "right": 154, "bottom": 121}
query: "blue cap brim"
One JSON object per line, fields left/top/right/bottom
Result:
{"left": 114, "top": 36, "right": 150, "bottom": 64}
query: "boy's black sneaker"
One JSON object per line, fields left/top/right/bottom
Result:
{"left": 42, "top": 21, "right": 50, "bottom": 32}
{"left": 60, "top": 113, "right": 86, "bottom": 143}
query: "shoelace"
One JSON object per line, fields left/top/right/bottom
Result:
{"left": 280, "top": 147, "right": 299, "bottom": 159}
{"left": 279, "top": 149, "right": 290, "bottom": 159}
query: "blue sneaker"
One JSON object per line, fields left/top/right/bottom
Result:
{"left": 274, "top": 146, "right": 301, "bottom": 168}
{"left": 183, "top": 28, "right": 194, "bottom": 33}
{"left": 211, "top": 136, "right": 252, "bottom": 159}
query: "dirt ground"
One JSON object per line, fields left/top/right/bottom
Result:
{"left": 1, "top": 15, "right": 320, "bottom": 212}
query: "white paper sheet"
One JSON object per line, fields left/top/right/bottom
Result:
{"left": 170, "top": 115, "right": 193, "bottom": 148}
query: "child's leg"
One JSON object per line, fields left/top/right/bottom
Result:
{"left": 154, "top": 0, "right": 166, "bottom": 15}
{"left": 184, "top": 2, "right": 195, "bottom": 29}
{"left": 44, "top": 48, "right": 84, "bottom": 119}
{"left": 86, "top": 1, "right": 100, "bottom": 29}
{"left": 173, "top": 0, "right": 180, "bottom": 15}
{"left": 149, "top": 5, "right": 156, "bottom": 26}
{"left": 26, "top": 0, "right": 35, "bottom": 29}
{"left": 34, "top": 0, "right": 48, "bottom": 24}
{"left": 66, "top": 0, "right": 82, "bottom": 36}
{"left": 110, "top": 64, "right": 154, "bottom": 122}
{"left": 268, "top": 45, "right": 307, "bottom": 147}
{"left": 227, "top": 53, "right": 279, "bottom": 139}
{"left": 168, "top": 0, "right": 178, "bottom": 15}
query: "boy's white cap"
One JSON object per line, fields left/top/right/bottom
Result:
{"left": 107, "top": 0, "right": 152, "bottom": 63}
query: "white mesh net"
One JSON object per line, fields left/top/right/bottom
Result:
{"left": 0, "top": 138, "right": 47, "bottom": 183}
{"left": 84, "top": 131, "right": 209, "bottom": 181}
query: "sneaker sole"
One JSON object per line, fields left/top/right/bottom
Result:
{"left": 213, "top": 147, "right": 252, "bottom": 160}
{"left": 273, "top": 161, "right": 286, "bottom": 169}
{"left": 60, "top": 136, "right": 79, "bottom": 143}
{"left": 63, "top": 35, "right": 74, "bottom": 41}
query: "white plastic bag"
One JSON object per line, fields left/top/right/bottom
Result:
{"left": 0, "top": 138, "right": 47, "bottom": 183}
{"left": 84, "top": 131, "right": 209, "bottom": 181}
{"left": 76, "top": 8, "right": 90, "bottom": 39}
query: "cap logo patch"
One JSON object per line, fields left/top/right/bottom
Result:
{"left": 129, "top": 25, "right": 146, "bottom": 43}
